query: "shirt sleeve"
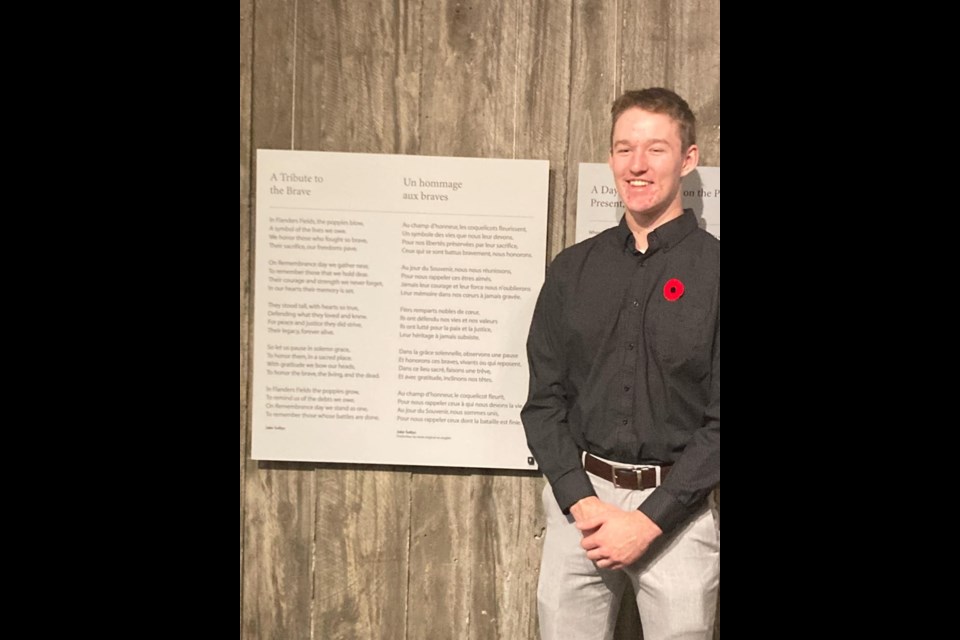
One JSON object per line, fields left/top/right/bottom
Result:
{"left": 638, "top": 281, "right": 720, "bottom": 533}
{"left": 520, "top": 257, "right": 596, "bottom": 514}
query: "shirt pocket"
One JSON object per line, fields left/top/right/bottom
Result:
{"left": 645, "top": 293, "right": 712, "bottom": 369}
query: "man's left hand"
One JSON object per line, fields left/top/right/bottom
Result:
{"left": 575, "top": 509, "right": 663, "bottom": 570}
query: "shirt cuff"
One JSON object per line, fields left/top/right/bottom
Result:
{"left": 551, "top": 468, "right": 596, "bottom": 514}
{"left": 637, "top": 488, "right": 689, "bottom": 534}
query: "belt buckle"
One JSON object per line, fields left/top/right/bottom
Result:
{"left": 611, "top": 465, "right": 659, "bottom": 489}
{"left": 610, "top": 465, "right": 623, "bottom": 488}
{"left": 637, "top": 465, "right": 660, "bottom": 488}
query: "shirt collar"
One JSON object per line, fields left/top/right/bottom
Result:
{"left": 616, "top": 208, "right": 699, "bottom": 255}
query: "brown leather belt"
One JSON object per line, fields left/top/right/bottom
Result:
{"left": 584, "top": 452, "right": 672, "bottom": 490}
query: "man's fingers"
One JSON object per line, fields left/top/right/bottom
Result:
{"left": 589, "top": 552, "right": 625, "bottom": 571}
{"left": 574, "top": 513, "right": 608, "bottom": 530}
{"left": 574, "top": 518, "right": 595, "bottom": 531}
{"left": 593, "top": 557, "right": 622, "bottom": 571}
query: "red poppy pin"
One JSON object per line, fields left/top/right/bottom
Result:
{"left": 663, "top": 278, "right": 684, "bottom": 302}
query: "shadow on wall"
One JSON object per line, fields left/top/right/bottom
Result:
{"left": 682, "top": 169, "right": 707, "bottom": 232}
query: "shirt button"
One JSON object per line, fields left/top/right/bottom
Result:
{"left": 628, "top": 343, "right": 635, "bottom": 350}
{"left": 624, "top": 385, "right": 630, "bottom": 392}
{"left": 632, "top": 299, "right": 639, "bottom": 307}
{"left": 622, "top": 419, "right": 628, "bottom": 425}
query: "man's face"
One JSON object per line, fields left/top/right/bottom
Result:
{"left": 608, "top": 107, "right": 698, "bottom": 220}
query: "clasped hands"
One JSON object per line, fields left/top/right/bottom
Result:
{"left": 570, "top": 496, "right": 662, "bottom": 571}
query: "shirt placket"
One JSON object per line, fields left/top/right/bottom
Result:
{"left": 616, "top": 253, "right": 650, "bottom": 450}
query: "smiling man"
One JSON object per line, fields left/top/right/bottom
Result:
{"left": 522, "top": 88, "right": 720, "bottom": 640}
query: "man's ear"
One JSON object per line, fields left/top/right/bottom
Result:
{"left": 680, "top": 144, "right": 699, "bottom": 177}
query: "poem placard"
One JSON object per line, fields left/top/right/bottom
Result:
{"left": 252, "top": 150, "right": 549, "bottom": 469}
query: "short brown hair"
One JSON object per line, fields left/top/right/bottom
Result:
{"left": 610, "top": 88, "right": 697, "bottom": 151}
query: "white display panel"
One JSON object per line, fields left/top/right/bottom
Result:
{"left": 252, "top": 150, "right": 549, "bottom": 470}
{"left": 575, "top": 165, "right": 720, "bottom": 242}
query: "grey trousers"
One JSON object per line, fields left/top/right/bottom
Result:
{"left": 537, "top": 473, "right": 720, "bottom": 640}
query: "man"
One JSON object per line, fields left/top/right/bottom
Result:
{"left": 521, "top": 87, "right": 720, "bottom": 640}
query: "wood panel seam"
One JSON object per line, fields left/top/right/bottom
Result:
{"left": 309, "top": 467, "right": 317, "bottom": 640}
{"left": 615, "top": 0, "right": 621, "bottom": 97}
{"left": 403, "top": 469, "right": 414, "bottom": 640}
{"left": 291, "top": 0, "right": 299, "bottom": 150}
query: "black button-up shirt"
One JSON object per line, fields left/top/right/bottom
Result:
{"left": 521, "top": 210, "right": 720, "bottom": 533}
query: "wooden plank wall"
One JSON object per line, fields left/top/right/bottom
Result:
{"left": 240, "top": 0, "right": 253, "bottom": 630}
{"left": 240, "top": 1, "right": 720, "bottom": 638}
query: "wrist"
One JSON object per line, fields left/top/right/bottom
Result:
{"left": 570, "top": 496, "right": 600, "bottom": 519}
